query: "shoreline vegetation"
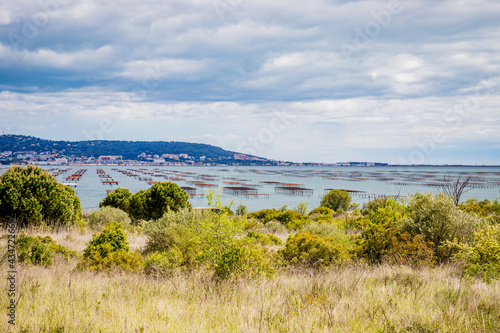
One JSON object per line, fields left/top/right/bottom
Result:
{"left": 1, "top": 165, "right": 500, "bottom": 332}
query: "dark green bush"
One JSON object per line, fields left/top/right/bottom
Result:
{"left": 320, "top": 189, "right": 352, "bottom": 211}
{"left": 100, "top": 182, "right": 190, "bottom": 221}
{"left": 129, "top": 189, "right": 147, "bottom": 221}
{"left": 280, "top": 231, "right": 351, "bottom": 268}
{"left": 0, "top": 165, "right": 82, "bottom": 227}
{"left": 99, "top": 188, "right": 132, "bottom": 214}
{"left": 143, "top": 182, "right": 190, "bottom": 220}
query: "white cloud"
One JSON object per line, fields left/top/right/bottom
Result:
{"left": 1, "top": 0, "right": 500, "bottom": 163}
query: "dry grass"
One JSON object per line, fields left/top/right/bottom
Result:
{"left": 1, "top": 229, "right": 500, "bottom": 332}
{"left": 1, "top": 227, "right": 147, "bottom": 253}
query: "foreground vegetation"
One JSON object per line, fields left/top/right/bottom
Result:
{"left": 1, "top": 165, "right": 500, "bottom": 331}
{"left": 1, "top": 247, "right": 499, "bottom": 332}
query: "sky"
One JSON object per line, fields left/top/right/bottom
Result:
{"left": 0, "top": 0, "right": 499, "bottom": 164}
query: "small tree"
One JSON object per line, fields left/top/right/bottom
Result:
{"left": 99, "top": 182, "right": 190, "bottom": 221}
{"left": 321, "top": 189, "right": 352, "bottom": 211}
{"left": 143, "top": 182, "right": 190, "bottom": 220}
{"left": 0, "top": 165, "right": 82, "bottom": 227}
{"left": 402, "top": 192, "right": 483, "bottom": 260}
{"left": 441, "top": 174, "right": 472, "bottom": 205}
{"left": 99, "top": 188, "right": 132, "bottom": 214}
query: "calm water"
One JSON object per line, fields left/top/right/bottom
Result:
{"left": 1, "top": 165, "right": 500, "bottom": 212}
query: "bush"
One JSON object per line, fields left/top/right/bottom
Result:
{"left": 235, "top": 204, "right": 248, "bottom": 216}
{"left": 143, "top": 249, "right": 183, "bottom": 277}
{"left": 248, "top": 209, "right": 280, "bottom": 223}
{"left": 401, "top": 193, "right": 483, "bottom": 260}
{"left": 383, "top": 233, "right": 436, "bottom": 267}
{"left": 245, "top": 231, "right": 283, "bottom": 246}
{"left": 308, "top": 206, "right": 334, "bottom": 216}
{"left": 280, "top": 231, "right": 351, "bottom": 268}
{"left": 87, "top": 206, "right": 131, "bottom": 230}
{"left": 129, "top": 189, "right": 147, "bottom": 221}
{"left": 0, "top": 165, "right": 82, "bottom": 227}
{"left": 142, "top": 208, "right": 209, "bottom": 268}
{"left": 448, "top": 224, "right": 500, "bottom": 282}
{"left": 293, "top": 202, "right": 309, "bottom": 215}
{"left": 14, "top": 234, "right": 76, "bottom": 266}
{"left": 302, "top": 222, "right": 345, "bottom": 240}
{"left": 356, "top": 198, "right": 406, "bottom": 263}
{"left": 361, "top": 197, "right": 393, "bottom": 216}
{"left": 79, "top": 222, "right": 142, "bottom": 272}
{"left": 212, "top": 239, "right": 276, "bottom": 280}
{"left": 459, "top": 198, "right": 495, "bottom": 217}
{"left": 143, "top": 182, "right": 190, "bottom": 220}
{"left": 99, "top": 188, "right": 132, "bottom": 214}
{"left": 100, "top": 182, "right": 190, "bottom": 221}
{"left": 320, "top": 189, "right": 352, "bottom": 211}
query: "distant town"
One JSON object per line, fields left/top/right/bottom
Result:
{"left": 1, "top": 134, "right": 495, "bottom": 167}
{"left": 0, "top": 149, "right": 391, "bottom": 167}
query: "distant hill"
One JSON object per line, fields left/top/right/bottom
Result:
{"left": 0, "top": 134, "right": 254, "bottom": 161}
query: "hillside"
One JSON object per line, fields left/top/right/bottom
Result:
{"left": 0, "top": 134, "right": 255, "bottom": 161}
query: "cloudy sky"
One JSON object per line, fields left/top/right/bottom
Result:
{"left": 1, "top": 0, "right": 499, "bottom": 164}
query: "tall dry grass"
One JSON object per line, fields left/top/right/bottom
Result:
{"left": 1, "top": 258, "right": 500, "bottom": 332}
{"left": 1, "top": 227, "right": 500, "bottom": 332}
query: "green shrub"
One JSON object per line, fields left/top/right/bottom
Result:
{"left": 143, "top": 249, "right": 183, "bottom": 277}
{"left": 308, "top": 206, "right": 334, "bottom": 216}
{"left": 361, "top": 197, "right": 393, "bottom": 216}
{"left": 280, "top": 231, "right": 351, "bottom": 268}
{"left": 100, "top": 182, "right": 190, "bottom": 221}
{"left": 402, "top": 193, "right": 484, "bottom": 260}
{"left": 320, "top": 189, "right": 352, "bottom": 212}
{"left": 14, "top": 234, "right": 76, "bottom": 266}
{"left": 196, "top": 198, "right": 278, "bottom": 279}
{"left": 99, "top": 188, "right": 132, "bottom": 214}
{"left": 235, "top": 204, "right": 248, "bottom": 216}
{"left": 142, "top": 208, "right": 208, "bottom": 267}
{"left": 143, "top": 182, "right": 190, "bottom": 220}
{"left": 245, "top": 231, "right": 283, "bottom": 246}
{"left": 79, "top": 222, "right": 142, "bottom": 272}
{"left": 87, "top": 206, "right": 131, "bottom": 230}
{"left": 293, "top": 202, "right": 309, "bottom": 215}
{"left": 80, "top": 246, "right": 143, "bottom": 272}
{"left": 248, "top": 209, "right": 280, "bottom": 223}
{"left": 459, "top": 198, "right": 497, "bottom": 217}
{"left": 356, "top": 198, "right": 406, "bottom": 263}
{"left": 0, "top": 165, "right": 82, "bottom": 227}
{"left": 448, "top": 224, "right": 500, "bottom": 282}
{"left": 212, "top": 239, "right": 276, "bottom": 280}
{"left": 129, "top": 189, "right": 147, "bottom": 221}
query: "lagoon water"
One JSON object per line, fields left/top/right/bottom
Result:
{"left": 1, "top": 165, "right": 500, "bottom": 212}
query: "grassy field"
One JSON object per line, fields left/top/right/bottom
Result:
{"left": 2, "top": 230, "right": 500, "bottom": 332}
